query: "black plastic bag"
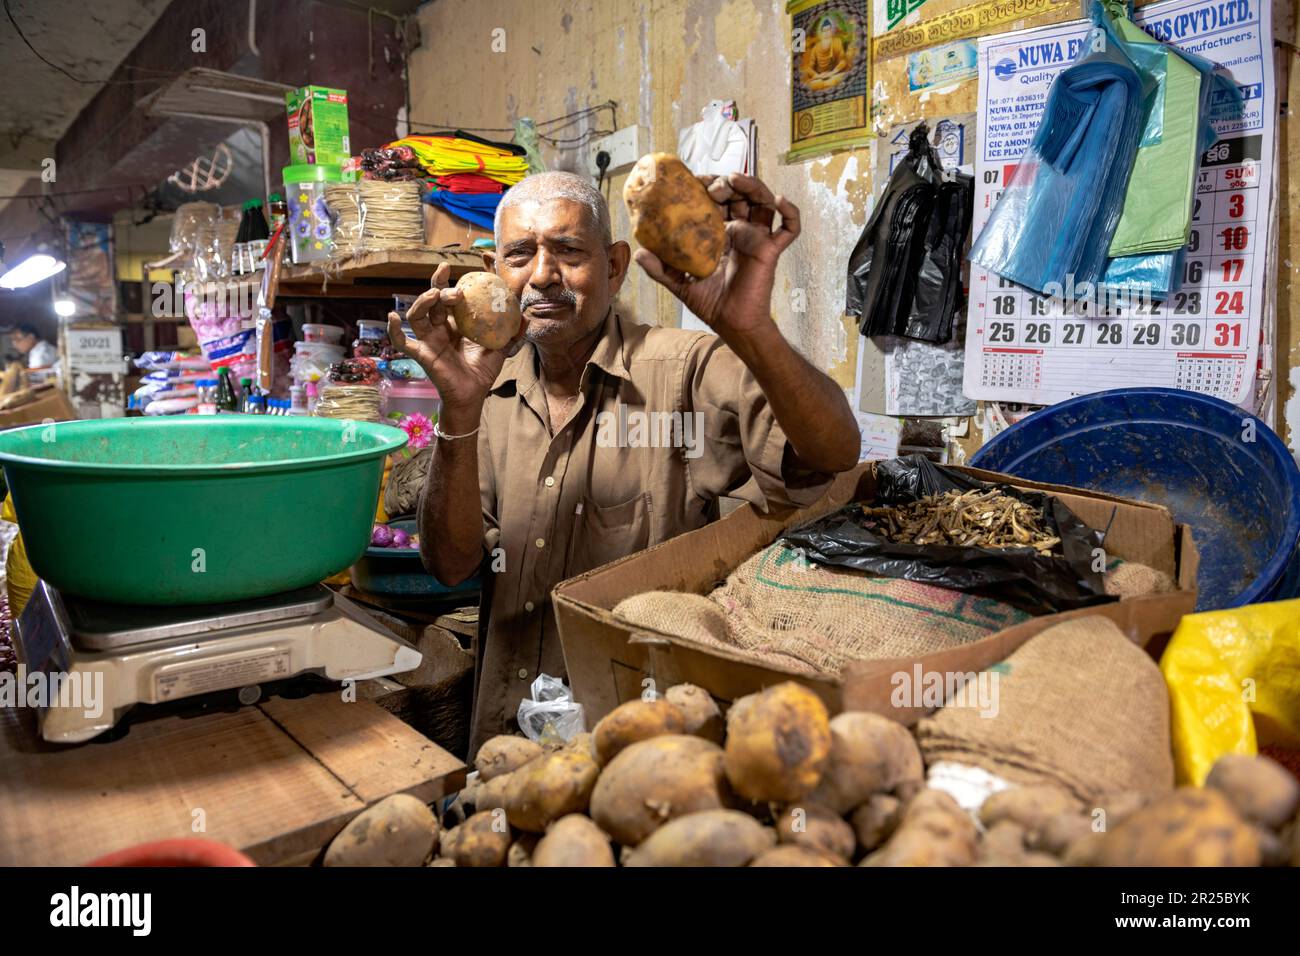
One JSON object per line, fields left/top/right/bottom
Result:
{"left": 846, "top": 123, "right": 974, "bottom": 345}
{"left": 903, "top": 172, "right": 973, "bottom": 342}
{"left": 778, "top": 455, "right": 1114, "bottom": 614}
{"left": 845, "top": 125, "right": 936, "bottom": 331}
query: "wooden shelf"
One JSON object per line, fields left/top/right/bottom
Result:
{"left": 278, "top": 247, "right": 485, "bottom": 299}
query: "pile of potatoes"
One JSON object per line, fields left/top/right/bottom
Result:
{"left": 425, "top": 681, "right": 941, "bottom": 867}
{"left": 323, "top": 681, "right": 1300, "bottom": 867}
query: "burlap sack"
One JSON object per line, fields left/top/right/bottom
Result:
{"left": 612, "top": 591, "right": 824, "bottom": 675}
{"left": 612, "top": 541, "right": 1173, "bottom": 684}
{"left": 915, "top": 616, "right": 1175, "bottom": 801}
{"left": 1104, "top": 559, "right": 1174, "bottom": 598}
{"left": 614, "top": 542, "right": 1032, "bottom": 676}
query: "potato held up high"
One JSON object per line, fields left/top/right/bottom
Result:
{"left": 624, "top": 153, "right": 726, "bottom": 279}
{"left": 452, "top": 271, "right": 523, "bottom": 350}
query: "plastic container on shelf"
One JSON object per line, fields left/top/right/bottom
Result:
{"left": 194, "top": 379, "right": 219, "bottom": 415}
{"left": 382, "top": 381, "right": 440, "bottom": 421}
{"left": 302, "top": 323, "right": 345, "bottom": 344}
{"left": 353, "top": 320, "right": 390, "bottom": 358}
{"left": 290, "top": 341, "right": 345, "bottom": 386}
{"left": 144, "top": 396, "right": 200, "bottom": 416}
{"left": 282, "top": 164, "right": 342, "bottom": 264}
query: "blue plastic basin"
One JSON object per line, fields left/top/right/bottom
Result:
{"left": 970, "top": 388, "right": 1300, "bottom": 610}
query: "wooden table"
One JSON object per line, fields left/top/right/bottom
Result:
{"left": 0, "top": 691, "right": 467, "bottom": 866}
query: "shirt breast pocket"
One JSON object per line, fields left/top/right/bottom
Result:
{"left": 565, "top": 491, "right": 652, "bottom": 577}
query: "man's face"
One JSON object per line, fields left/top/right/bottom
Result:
{"left": 10, "top": 331, "right": 34, "bottom": 355}
{"left": 490, "top": 197, "right": 629, "bottom": 349}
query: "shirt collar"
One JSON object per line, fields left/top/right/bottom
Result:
{"left": 490, "top": 308, "right": 632, "bottom": 394}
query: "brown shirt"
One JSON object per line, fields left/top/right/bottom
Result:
{"left": 467, "top": 309, "right": 834, "bottom": 751}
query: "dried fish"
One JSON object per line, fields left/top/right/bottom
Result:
{"left": 855, "top": 489, "right": 1059, "bottom": 553}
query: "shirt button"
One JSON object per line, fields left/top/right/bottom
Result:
{"left": 535, "top": 537, "right": 545, "bottom": 549}
{"left": 517, "top": 668, "right": 529, "bottom": 680}
{"left": 544, "top": 476, "right": 555, "bottom": 487}
{"left": 524, "top": 600, "right": 535, "bottom": 612}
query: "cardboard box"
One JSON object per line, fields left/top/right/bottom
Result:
{"left": 552, "top": 463, "right": 1198, "bottom": 724}
{"left": 422, "top": 204, "right": 492, "bottom": 250}
{"left": 0, "top": 386, "right": 78, "bottom": 429}
{"left": 285, "top": 86, "right": 351, "bottom": 168}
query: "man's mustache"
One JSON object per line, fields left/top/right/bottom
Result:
{"left": 520, "top": 288, "right": 578, "bottom": 310}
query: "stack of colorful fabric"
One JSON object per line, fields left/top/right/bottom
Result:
{"left": 390, "top": 132, "right": 528, "bottom": 186}
{"left": 375, "top": 131, "right": 528, "bottom": 232}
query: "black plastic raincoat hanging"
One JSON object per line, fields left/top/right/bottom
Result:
{"left": 845, "top": 123, "right": 973, "bottom": 344}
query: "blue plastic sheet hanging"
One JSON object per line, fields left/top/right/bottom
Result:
{"left": 968, "top": 7, "right": 1154, "bottom": 295}
{"left": 1098, "top": 25, "right": 1244, "bottom": 301}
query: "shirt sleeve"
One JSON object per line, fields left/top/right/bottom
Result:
{"left": 683, "top": 334, "right": 836, "bottom": 511}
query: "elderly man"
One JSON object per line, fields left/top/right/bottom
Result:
{"left": 389, "top": 170, "right": 860, "bottom": 751}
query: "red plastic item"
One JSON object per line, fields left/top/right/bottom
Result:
{"left": 86, "top": 838, "right": 257, "bottom": 868}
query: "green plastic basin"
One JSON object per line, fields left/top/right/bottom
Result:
{"left": 0, "top": 416, "right": 407, "bottom": 605}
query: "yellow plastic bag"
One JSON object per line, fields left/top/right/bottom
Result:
{"left": 2, "top": 493, "right": 36, "bottom": 617}
{"left": 1160, "top": 598, "right": 1300, "bottom": 785}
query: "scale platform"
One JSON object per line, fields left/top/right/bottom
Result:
{"left": 13, "top": 582, "right": 422, "bottom": 744}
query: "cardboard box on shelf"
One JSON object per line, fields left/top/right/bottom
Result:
{"left": 422, "top": 204, "right": 492, "bottom": 251}
{"left": 552, "top": 463, "right": 1198, "bottom": 726}
{"left": 285, "top": 86, "right": 351, "bottom": 168}
{"left": 0, "top": 386, "right": 78, "bottom": 428}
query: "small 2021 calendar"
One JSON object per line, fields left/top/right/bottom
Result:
{"left": 962, "top": 0, "right": 1274, "bottom": 408}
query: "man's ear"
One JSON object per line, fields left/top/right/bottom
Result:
{"left": 607, "top": 240, "right": 631, "bottom": 297}
{"left": 481, "top": 249, "right": 497, "bottom": 273}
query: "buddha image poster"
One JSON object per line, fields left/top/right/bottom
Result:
{"left": 788, "top": 0, "right": 871, "bottom": 161}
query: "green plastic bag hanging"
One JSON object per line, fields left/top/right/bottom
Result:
{"left": 1106, "top": 17, "right": 1203, "bottom": 258}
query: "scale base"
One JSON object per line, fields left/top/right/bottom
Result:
{"left": 14, "top": 583, "right": 422, "bottom": 744}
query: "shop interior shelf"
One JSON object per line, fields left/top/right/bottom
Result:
{"left": 278, "top": 247, "right": 485, "bottom": 298}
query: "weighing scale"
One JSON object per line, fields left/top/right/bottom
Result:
{"left": 13, "top": 582, "right": 422, "bottom": 744}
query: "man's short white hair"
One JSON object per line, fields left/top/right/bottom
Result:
{"left": 493, "top": 171, "right": 612, "bottom": 246}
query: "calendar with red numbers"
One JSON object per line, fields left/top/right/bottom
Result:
{"left": 962, "top": 0, "right": 1275, "bottom": 408}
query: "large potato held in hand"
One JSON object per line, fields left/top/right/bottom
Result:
{"left": 624, "top": 153, "right": 726, "bottom": 279}
{"left": 452, "top": 271, "right": 522, "bottom": 350}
